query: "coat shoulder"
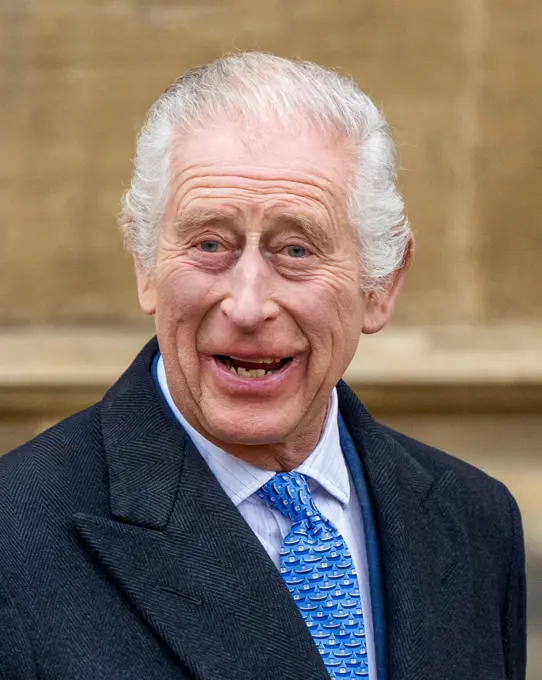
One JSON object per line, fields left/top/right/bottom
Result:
{"left": 378, "top": 422, "right": 522, "bottom": 536}
{"left": 381, "top": 423, "right": 506, "bottom": 486}
{"left": 0, "top": 404, "right": 106, "bottom": 525}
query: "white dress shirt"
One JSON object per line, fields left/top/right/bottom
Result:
{"left": 157, "top": 355, "right": 376, "bottom": 678}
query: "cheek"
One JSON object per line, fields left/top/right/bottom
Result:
{"left": 292, "top": 279, "right": 364, "bottom": 360}
{"left": 298, "top": 275, "right": 363, "bottom": 330}
{"left": 154, "top": 264, "right": 219, "bottom": 330}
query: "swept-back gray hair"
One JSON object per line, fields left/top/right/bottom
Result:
{"left": 120, "top": 52, "right": 411, "bottom": 289}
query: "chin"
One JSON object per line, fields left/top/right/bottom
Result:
{"left": 202, "top": 408, "right": 297, "bottom": 447}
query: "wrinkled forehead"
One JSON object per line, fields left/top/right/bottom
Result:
{"left": 168, "top": 120, "right": 355, "bottom": 209}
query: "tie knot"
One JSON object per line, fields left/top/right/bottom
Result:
{"left": 256, "top": 472, "right": 322, "bottom": 523}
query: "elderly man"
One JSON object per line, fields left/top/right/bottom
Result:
{"left": 0, "top": 54, "right": 525, "bottom": 680}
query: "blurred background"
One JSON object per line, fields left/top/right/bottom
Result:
{"left": 0, "top": 0, "right": 540, "bottom": 675}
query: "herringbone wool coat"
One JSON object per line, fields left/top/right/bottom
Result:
{"left": 0, "top": 338, "right": 526, "bottom": 680}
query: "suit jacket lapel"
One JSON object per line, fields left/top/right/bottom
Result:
{"left": 337, "top": 381, "right": 473, "bottom": 680}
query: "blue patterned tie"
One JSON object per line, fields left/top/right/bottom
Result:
{"left": 257, "top": 472, "right": 369, "bottom": 678}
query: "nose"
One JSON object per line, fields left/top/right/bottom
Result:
{"left": 220, "top": 246, "right": 279, "bottom": 332}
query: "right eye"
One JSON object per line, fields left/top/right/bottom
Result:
{"left": 285, "top": 244, "right": 307, "bottom": 258}
{"left": 198, "top": 240, "right": 221, "bottom": 252}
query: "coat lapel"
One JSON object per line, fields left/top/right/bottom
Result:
{"left": 73, "top": 339, "right": 329, "bottom": 680}
{"left": 337, "top": 381, "right": 474, "bottom": 680}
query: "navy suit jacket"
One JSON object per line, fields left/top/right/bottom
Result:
{"left": 0, "top": 338, "right": 526, "bottom": 680}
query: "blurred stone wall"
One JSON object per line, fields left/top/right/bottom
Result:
{"left": 0, "top": 0, "right": 541, "bottom": 327}
{"left": 0, "top": 0, "right": 541, "bottom": 676}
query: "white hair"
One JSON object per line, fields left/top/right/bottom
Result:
{"left": 120, "top": 52, "right": 411, "bottom": 289}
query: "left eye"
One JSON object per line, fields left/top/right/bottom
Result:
{"left": 286, "top": 245, "right": 307, "bottom": 258}
{"left": 199, "top": 240, "right": 220, "bottom": 252}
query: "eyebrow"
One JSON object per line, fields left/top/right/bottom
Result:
{"left": 273, "top": 213, "right": 334, "bottom": 248}
{"left": 171, "top": 208, "right": 236, "bottom": 234}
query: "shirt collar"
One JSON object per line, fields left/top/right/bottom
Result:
{"left": 156, "top": 354, "right": 350, "bottom": 508}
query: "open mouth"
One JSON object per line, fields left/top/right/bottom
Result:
{"left": 214, "top": 355, "right": 293, "bottom": 378}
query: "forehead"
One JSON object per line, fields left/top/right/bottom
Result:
{"left": 167, "top": 121, "right": 353, "bottom": 221}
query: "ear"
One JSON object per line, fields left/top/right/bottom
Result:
{"left": 361, "top": 237, "right": 414, "bottom": 335}
{"left": 134, "top": 258, "right": 157, "bottom": 315}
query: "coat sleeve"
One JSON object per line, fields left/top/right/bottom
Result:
{"left": 0, "top": 574, "right": 38, "bottom": 680}
{"left": 501, "top": 488, "right": 527, "bottom": 680}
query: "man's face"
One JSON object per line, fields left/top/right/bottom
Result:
{"left": 137, "top": 122, "right": 401, "bottom": 449}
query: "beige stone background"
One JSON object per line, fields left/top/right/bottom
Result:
{"left": 0, "top": 0, "right": 540, "bottom": 675}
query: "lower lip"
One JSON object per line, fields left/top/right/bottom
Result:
{"left": 204, "top": 356, "right": 299, "bottom": 395}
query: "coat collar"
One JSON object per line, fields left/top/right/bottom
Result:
{"left": 74, "top": 338, "right": 470, "bottom": 680}
{"left": 97, "top": 337, "right": 182, "bottom": 529}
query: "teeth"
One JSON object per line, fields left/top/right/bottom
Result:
{"left": 229, "top": 356, "right": 281, "bottom": 364}
{"left": 221, "top": 355, "right": 289, "bottom": 378}
{"left": 228, "top": 366, "right": 276, "bottom": 378}
{"left": 239, "top": 367, "right": 266, "bottom": 378}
